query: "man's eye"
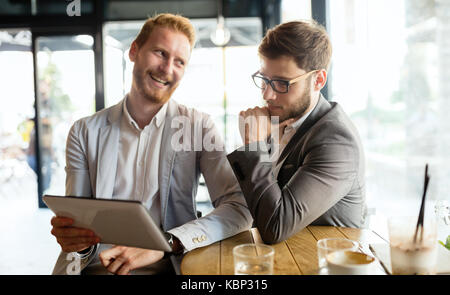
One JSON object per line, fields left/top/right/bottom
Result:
{"left": 273, "top": 80, "right": 287, "bottom": 87}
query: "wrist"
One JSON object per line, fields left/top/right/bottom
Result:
{"left": 164, "top": 232, "right": 184, "bottom": 256}
{"left": 76, "top": 244, "right": 96, "bottom": 259}
{"left": 171, "top": 236, "right": 184, "bottom": 253}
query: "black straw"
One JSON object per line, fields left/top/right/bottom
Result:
{"left": 413, "top": 164, "right": 430, "bottom": 243}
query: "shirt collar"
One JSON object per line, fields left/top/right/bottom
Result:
{"left": 153, "top": 102, "right": 168, "bottom": 128}
{"left": 123, "top": 96, "right": 168, "bottom": 130}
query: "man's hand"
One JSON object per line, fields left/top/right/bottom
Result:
{"left": 239, "top": 106, "right": 271, "bottom": 145}
{"left": 238, "top": 107, "right": 295, "bottom": 145}
{"left": 50, "top": 216, "right": 101, "bottom": 253}
{"left": 99, "top": 246, "right": 164, "bottom": 275}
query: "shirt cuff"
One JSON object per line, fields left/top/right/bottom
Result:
{"left": 167, "top": 228, "right": 197, "bottom": 253}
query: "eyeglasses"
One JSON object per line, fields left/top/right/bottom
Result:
{"left": 251, "top": 70, "right": 318, "bottom": 94}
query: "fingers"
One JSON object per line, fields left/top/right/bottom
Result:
{"left": 50, "top": 216, "right": 100, "bottom": 253}
{"left": 257, "top": 106, "right": 270, "bottom": 116}
{"left": 106, "top": 256, "right": 130, "bottom": 275}
{"left": 51, "top": 226, "right": 96, "bottom": 238}
{"left": 240, "top": 107, "right": 269, "bottom": 118}
{"left": 99, "top": 246, "right": 125, "bottom": 268}
{"left": 239, "top": 107, "right": 272, "bottom": 144}
{"left": 60, "top": 243, "right": 93, "bottom": 253}
{"left": 116, "top": 265, "right": 132, "bottom": 276}
{"left": 280, "top": 118, "right": 295, "bottom": 127}
{"left": 99, "top": 247, "right": 164, "bottom": 275}
{"left": 51, "top": 216, "right": 74, "bottom": 227}
{"left": 99, "top": 246, "right": 133, "bottom": 275}
{"left": 50, "top": 216, "right": 97, "bottom": 238}
{"left": 55, "top": 236, "right": 100, "bottom": 253}
{"left": 56, "top": 236, "right": 99, "bottom": 244}
{"left": 56, "top": 236, "right": 100, "bottom": 246}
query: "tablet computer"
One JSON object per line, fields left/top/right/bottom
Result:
{"left": 43, "top": 195, "right": 172, "bottom": 252}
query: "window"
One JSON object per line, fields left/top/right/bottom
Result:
{"left": 328, "top": 0, "right": 449, "bottom": 222}
{"left": 224, "top": 46, "right": 262, "bottom": 151}
{"left": 35, "top": 35, "right": 96, "bottom": 198}
{"left": 282, "top": 0, "right": 312, "bottom": 22}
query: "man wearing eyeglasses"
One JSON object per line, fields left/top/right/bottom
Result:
{"left": 227, "top": 20, "right": 366, "bottom": 244}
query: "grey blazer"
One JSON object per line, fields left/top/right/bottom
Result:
{"left": 227, "top": 95, "right": 366, "bottom": 244}
{"left": 52, "top": 98, "right": 253, "bottom": 275}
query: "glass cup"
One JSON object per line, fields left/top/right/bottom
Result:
{"left": 233, "top": 243, "right": 275, "bottom": 275}
{"left": 316, "top": 238, "right": 359, "bottom": 275}
{"left": 387, "top": 216, "right": 438, "bottom": 275}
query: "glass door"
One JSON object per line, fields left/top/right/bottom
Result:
{"left": 34, "top": 34, "right": 96, "bottom": 206}
{"left": 0, "top": 29, "right": 36, "bottom": 210}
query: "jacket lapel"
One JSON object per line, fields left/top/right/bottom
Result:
{"left": 159, "top": 99, "right": 178, "bottom": 230}
{"left": 276, "top": 94, "right": 332, "bottom": 165}
{"left": 95, "top": 100, "right": 123, "bottom": 199}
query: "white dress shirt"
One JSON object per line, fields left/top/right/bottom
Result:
{"left": 112, "top": 97, "right": 168, "bottom": 227}
{"left": 272, "top": 101, "right": 318, "bottom": 179}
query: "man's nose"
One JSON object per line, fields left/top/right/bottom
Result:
{"left": 159, "top": 59, "right": 174, "bottom": 75}
{"left": 262, "top": 84, "right": 277, "bottom": 101}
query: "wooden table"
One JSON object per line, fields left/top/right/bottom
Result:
{"left": 181, "top": 226, "right": 389, "bottom": 275}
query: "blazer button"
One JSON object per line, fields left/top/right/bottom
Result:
{"left": 201, "top": 235, "right": 206, "bottom": 241}
{"left": 192, "top": 237, "right": 199, "bottom": 243}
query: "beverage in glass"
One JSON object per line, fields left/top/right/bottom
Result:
{"left": 233, "top": 243, "right": 274, "bottom": 275}
{"left": 316, "top": 238, "right": 359, "bottom": 274}
{"left": 388, "top": 216, "right": 438, "bottom": 275}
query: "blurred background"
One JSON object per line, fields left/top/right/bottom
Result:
{"left": 0, "top": 0, "right": 449, "bottom": 274}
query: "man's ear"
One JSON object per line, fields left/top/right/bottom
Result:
{"left": 313, "top": 69, "right": 327, "bottom": 91}
{"left": 129, "top": 41, "right": 138, "bottom": 62}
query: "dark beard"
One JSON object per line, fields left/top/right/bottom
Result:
{"left": 276, "top": 81, "right": 312, "bottom": 123}
{"left": 284, "top": 93, "right": 310, "bottom": 121}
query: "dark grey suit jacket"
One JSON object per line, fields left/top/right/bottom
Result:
{"left": 227, "top": 95, "right": 366, "bottom": 244}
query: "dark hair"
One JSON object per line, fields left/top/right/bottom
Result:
{"left": 258, "top": 20, "right": 332, "bottom": 71}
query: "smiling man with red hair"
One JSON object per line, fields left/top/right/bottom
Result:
{"left": 49, "top": 13, "right": 252, "bottom": 275}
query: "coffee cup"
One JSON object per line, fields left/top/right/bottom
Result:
{"left": 326, "top": 250, "right": 376, "bottom": 275}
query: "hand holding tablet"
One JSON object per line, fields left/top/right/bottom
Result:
{"left": 44, "top": 195, "right": 172, "bottom": 252}
{"left": 50, "top": 216, "right": 101, "bottom": 253}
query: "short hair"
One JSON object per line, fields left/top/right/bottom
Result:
{"left": 258, "top": 20, "right": 332, "bottom": 71}
{"left": 134, "top": 13, "right": 196, "bottom": 49}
